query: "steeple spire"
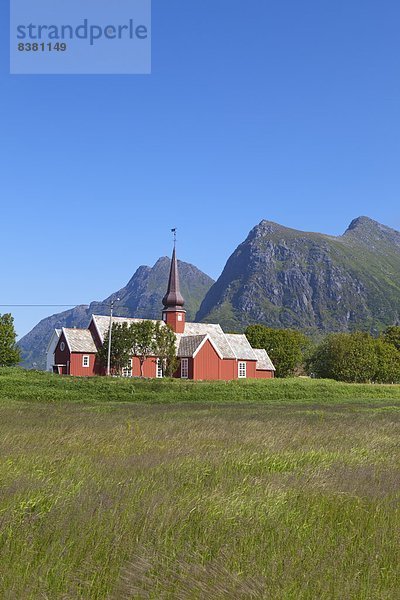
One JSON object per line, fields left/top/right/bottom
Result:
{"left": 162, "top": 229, "right": 185, "bottom": 310}
{"left": 162, "top": 229, "right": 186, "bottom": 333}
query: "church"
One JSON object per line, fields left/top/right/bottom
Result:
{"left": 51, "top": 244, "right": 275, "bottom": 380}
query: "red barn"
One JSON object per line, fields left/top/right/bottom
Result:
{"left": 52, "top": 244, "right": 275, "bottom": 380}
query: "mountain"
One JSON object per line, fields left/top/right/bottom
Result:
{"left": 196, "top": 217, "right": 400, "bottom": 335}
{"left": 19, "top": 257, "right": 214, "bottom": 369}
{"left": 18, "top": 216, "right": 400, "bottom": 368}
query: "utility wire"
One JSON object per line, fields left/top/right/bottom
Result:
{"left": 0, "top": 304, "right": 86, "bottom": 307}
{"left": 0, "top": 304, "right": 133, "bottom": 310}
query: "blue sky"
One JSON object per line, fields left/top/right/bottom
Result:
{"left": 1, "top": 0, "right": 400, "bottom": 338}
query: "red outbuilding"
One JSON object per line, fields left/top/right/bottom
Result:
{"left": 52, "top": 243, "right": 275, "bottom": 380}
{"left": 53, "top": 328, "right": 97, "bottom": 376}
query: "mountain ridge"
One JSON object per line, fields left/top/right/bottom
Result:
{"left": 196, "top": 216, "right": 400, "bottom": 334}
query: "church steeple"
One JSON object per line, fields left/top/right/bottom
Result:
{"left": 162, "top": 229, "right": 186, "bottom": 333}
{"left": 162, "top": 246, "right": 185, "bottom": 310}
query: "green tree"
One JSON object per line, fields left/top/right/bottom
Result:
{"left": 373, "top": 338, "right": 400, "bottom": 384}
{"left": 245, "top": 325, "right": 311, "bottom": 378}
{"left": 308, "top": 332, "right": 378, "bottom": 383}
{"left": 153, "top": 322, "right": 178, "bottom": 377}
{"left": 131, "top": 320, "right": 157, "bottom": 377}
{"left": 383, "top": 326, "right": 400, "bottom": 352}
{"left": 0, "top": 313, "right": 21, "bottom": 367}
{"left": 97, "top": 322, "right": 134, "bottom": 375}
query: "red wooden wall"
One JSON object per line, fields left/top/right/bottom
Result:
{"left": 163, "top": 310, "right": 186, "bottom": 333}
{"left": 255, "top": 370, "right": 274, "bottom": 379}
{"left": 70, "top": 353, "right": 97, "bottom": 377}
{"left": 246, "top": 361, "right": 257, "bottom": 379}
{"left": 191, "top": 340, "right": 264, "bottom": 381}
{"left": 131, "top": 356, "right": 157, "bottom": 378}
{"left": 193, "top": 339, "right": 221, "bottom": 380}
{"left": 220, "top": 358, "right": 236, "bottom": 380}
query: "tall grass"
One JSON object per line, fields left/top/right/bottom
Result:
{"left": 0, "top": 369, "right": 399, "bottom": 598}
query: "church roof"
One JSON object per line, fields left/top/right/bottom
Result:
{"left": 225, "top": 334, "right": 258, "bottom": 361}
{"left": 178, "top": 322, "right": 235, "bottom": 359}
{"left": 91, "top": 315, "right": 161, "bottom": 343}
{"left": 253, "top": 348, "right": 276, "bottom": 371}
{"left": 177, "top": 335, "right": 207, "bottom": 357}
{"left": 62, "top": 328, "right": 97, "bottom": 353}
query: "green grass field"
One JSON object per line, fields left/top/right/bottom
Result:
{"left": 0, "top": 369, "right": 399, "bottom": 599}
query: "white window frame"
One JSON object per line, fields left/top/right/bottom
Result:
{"left": 156, "top": 358, "right": 163, "bottom": 379}
{"left": 82, "top": 355, "right": 90, "bottom": 368}
{"left": 181, "top": 358, "right": 189, "bottom": 379}
{"left": 238, "top": 361, "right": 247, "bottom": 379}
{"left": 122, "top": 359, "right": 133, "bottom": 378}
{"left": 177, "top": 313, "right": 183, "bottom": 322}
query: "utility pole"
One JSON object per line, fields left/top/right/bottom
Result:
{"left": 106, "top": 298, "right": 119, "bottom": 376}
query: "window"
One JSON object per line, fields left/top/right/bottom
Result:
{"left": 181, "top": 358, "right": 189, "bottom": 379}
{"left": 82, "top": 355, "right": 90, "bottom": 368}
{"left": 156, "top": 358, "right": 163, "bottom": 378}
{"left": 60, "top": 341, "right": 65, "bottom": 352}
{"left": 122, "top": 359, "right": 133, "bottom": 378}
{"left": 177, "top": 313, "right": 183, "bottom": 322}
{"left": 238, "top": 361, "right": 246, "bottom": 378}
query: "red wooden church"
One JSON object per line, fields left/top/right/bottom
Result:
{"left": 52, "top": 245, "right": 275, "bottom": 380}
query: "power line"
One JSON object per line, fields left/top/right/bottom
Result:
{"left": 0, "top": 303, "right": 133, "bottom": 311}
{"left": 0, "top": 305, "right": 93, "bottom": 309}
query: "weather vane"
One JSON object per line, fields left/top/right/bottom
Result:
{"left": 171, "top": 228, "right": 177, "bottom": 245}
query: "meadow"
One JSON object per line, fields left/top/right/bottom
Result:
{"left": 0, "top": 368, "right": 399, "bottom": 599}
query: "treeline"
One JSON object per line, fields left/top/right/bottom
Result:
{"left": 245, "top": 325, "right": 400, "bottom": 383}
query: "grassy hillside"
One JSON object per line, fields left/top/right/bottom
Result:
{"left": 2, "top": 367, "right": 400, "bottom": 405}
{"left": 0, "top": 369, "right": 399, "bottom": 598}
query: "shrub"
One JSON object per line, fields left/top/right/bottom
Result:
{"left": 308, "top": 332, "right": 400, "bottom": 383}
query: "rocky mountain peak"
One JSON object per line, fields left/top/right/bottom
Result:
{"left": 196, "top": 216, "right": 400, "bottom": 334}
{"left": 152, "top": 256, "right": 170, "bottom": 267}
{"left": 343, "top": 216, "right": 400, "bottom": 248}
{"left": 346, "top": 216, "right": 379, "bottom": 231}
{"left": 251, "top": 220, "right": 292, "bottom": 238}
